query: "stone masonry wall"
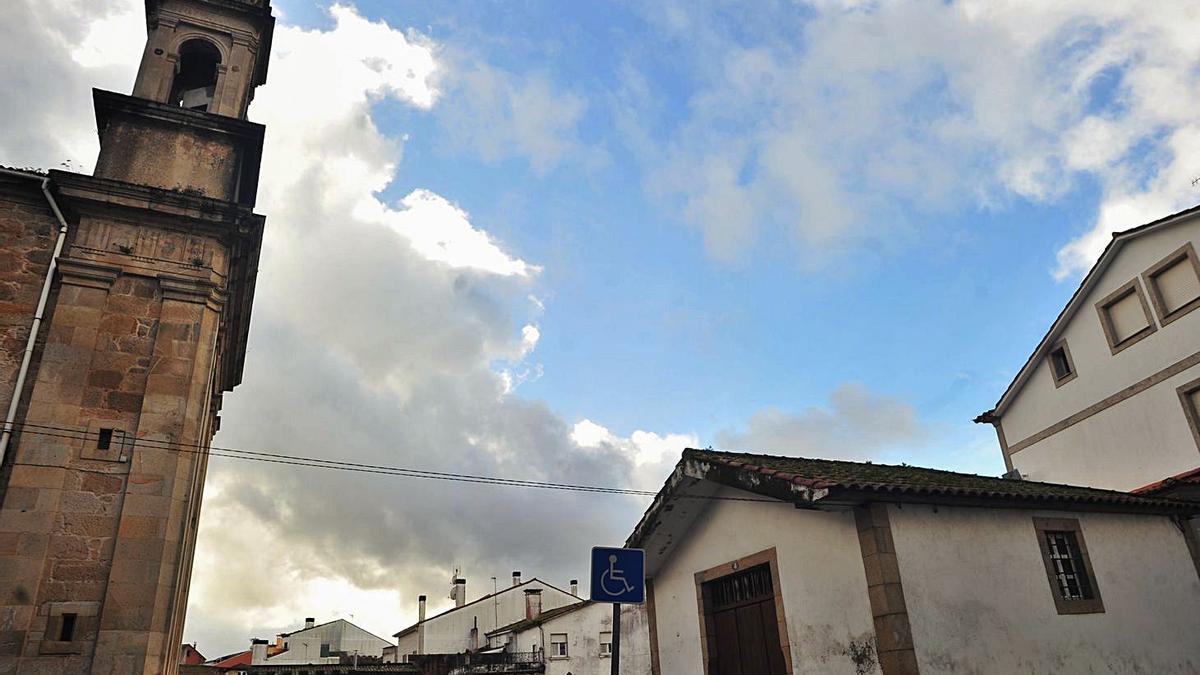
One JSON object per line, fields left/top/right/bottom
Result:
{"left": 0, "top": 179, "right": 59, "bottom": 507}
{"left": 0, "top": 199, "right": 231, "bottom": 674}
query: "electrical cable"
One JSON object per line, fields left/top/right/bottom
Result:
{"left": 4, "top": 421, "right": 784, "bottom": 503}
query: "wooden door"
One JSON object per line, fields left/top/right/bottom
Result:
{"left": 702, "top": 563, "right": 788, "bottom": 675}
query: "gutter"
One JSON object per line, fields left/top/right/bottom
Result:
{"left": 0, "top": 168, "right": 70, "bottom": 467}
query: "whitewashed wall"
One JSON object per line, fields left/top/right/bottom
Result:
{"left": 394, "top": 580, "right": 580, "bottom": 658}
{"left": 259, "top": 620, "right": 391, "bottom": 665}
{"left": 1002, "top": 218, "right": 1200, "bottom": 490}
{"left": 503, "top": 602, "right": 651, "bottom": 675}
{"left": 650, "top": 486, "right": 880, "bottom": 675}
{"left": 890, "top": 503, "right": 1200, "bottom": 673}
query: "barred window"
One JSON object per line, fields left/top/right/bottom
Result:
{"left": 1033, "top": 517, "right": 1104, "bottom": 614}
{"left": 1044, "top": 530, "right": 1093, "bottom": 600}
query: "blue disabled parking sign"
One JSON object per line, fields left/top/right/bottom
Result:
{"left": 590, "top": 546, "right": 645, "bottom": 604}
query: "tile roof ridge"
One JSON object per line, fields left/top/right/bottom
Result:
{"left": 687, "top": 447, "right": 1191, "bottom": 499}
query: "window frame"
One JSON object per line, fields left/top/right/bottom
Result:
{"left": 549, "top": 632, "right": 568, "bottom": 659}
{"left": 1177, "top": 376, "right": 1200, "bottom": 452}
{"left": 1032, "top": 517, "right": 1104, "bottom": 615}
{"left": 1094, "top": 278, "right": 1157, "bottom": 355}
{"left": 1142, "top": 242, "right": 1200, "bottom": 326}
{"left": 599, "top": 631, "right": 612, "bottom": 657}
{"left": 1047, "top": 339, "right": 1077, "bottom": 388}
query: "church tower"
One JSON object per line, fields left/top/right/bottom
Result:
{"left": 0, "top": 1, "right": 273, "bottom": 673}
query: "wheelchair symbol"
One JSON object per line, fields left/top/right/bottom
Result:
{"left": 600, "top": 554, "right": 634, "bottom": 596}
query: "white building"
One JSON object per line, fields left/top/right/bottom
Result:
{"left": 250, "top": 617, "right": 392, "bottom": 665}
{"left": 976, "top": 206, "right": 1200, "bottom": 494}
{"left": 387, "top": 574, "right": 580, "bottom": 661}
{"left": 485, "top": 597, "right": 652, "bottom": 675}
{"left": 630, "top": 449, "right": 1200, "bottom": 674}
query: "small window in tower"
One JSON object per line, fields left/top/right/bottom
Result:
{"left": 97, "top": 428, "right": 113, "bottom": 450}
{"left": 171, "top": 39, "right": 221, "bottom": 112}
{"left": 59, "top": 613, "right": 77, "bottom": 642}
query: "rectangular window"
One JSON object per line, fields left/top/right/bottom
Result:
{"left": 97, "top": 428, "right": 113, "bottom": 451}
{"left": 550, "top": 633, "right": 568, "bottom": 658}
{"left": 1048, "top": 341, "right": 1076, "bottom": 387}
{"left": 599, "top": 631, "right": 612, "bottom": 657}
{"left": 1179, "top": 377, "right": 1200, "bottom": 451}
{"left": 320, "top": 643, "right": 330, "bottom": 657}
{"left": 1095, "top": 279, "right": 1156, "bottom": 354}
{"left": 59, "top": 613, "right": 77, "bottom": 642}
{"left": 1033, "top": 517, "right": 1104, "bottom": 614}
{"left": 1144, "top": 242, "right": 1200, "bottom": 325}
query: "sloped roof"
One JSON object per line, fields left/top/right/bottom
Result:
{"left": 628, "top": 449, "right": 1197, "bottom": 553}
{"left": 686, "top": 449, "right": 1194, "bottom": 509}
{"left": 978, "top": 203, "right": 1200, "bottom": 420}
{"left": 1133, "top": 466, "right": 1200, "bottom": 498}
{"left": 278, "top": 617, "right": 390, "bottom": 645}
{"left": 485, "top": 601, "right": 594, "bottom": 637}
{"left": 393, "top": 578, "right": 580, "bottom": 638}
{"left": 205, "top": 649, "right": 251, "bottom": 668}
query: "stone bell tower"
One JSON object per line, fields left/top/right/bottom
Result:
{"left": 0, "top": 1, "right": 273, "bottom": 673}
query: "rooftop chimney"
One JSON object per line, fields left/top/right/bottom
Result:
{"left": 512, "top": 571, "right": 522, "bottom": 586}
{"left": 251, "top": 639, "right": 269, "bottom": 665}
{"left": 524, "top": 588, "right": 543, "bottom": 621}
{"left": 304, "top": 617, "right": 315, "bottom": 630}
{"left": 418, "top": 595, "right": 427, "bottom": 622}
{"left": 455, "top": 578, "right": 467, "bottom": 608}
{"left": 570, "top": 579, "right": 578, "bottom": 596}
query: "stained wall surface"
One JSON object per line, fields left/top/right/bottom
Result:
{"left": 649, "top": 487, "right": 880, "bottom": 675}
{"left": 890, "top": 503, "right": 1200, "bottom": 674}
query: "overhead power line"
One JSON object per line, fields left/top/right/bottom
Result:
{"left": 5, "top": 422, "right": 781, "bottom": 503}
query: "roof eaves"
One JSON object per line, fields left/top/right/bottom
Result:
{"left": 981, "top": 203, "right": 1200, "bottom": 420}
{"left": 689, "top": 449, "right": 1198, "bottom": 515}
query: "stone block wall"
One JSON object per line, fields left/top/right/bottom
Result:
{"left": 0, "top": 192, "right": 232, "bottom": 675}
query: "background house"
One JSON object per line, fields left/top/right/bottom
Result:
{"left": 252, "top": 618, "right": 392, "bottom": 665}
{"left": 977, "top": 206, "right": 1200, "bottom": 494}
{"left": 388, "top": 574, "right": 580, "bottom": 661}
{"left": 630, "top": 449, "right": 1200, "bottom": 675}
{"left": 485, "top": 598, "right": 652, "bottom": 675}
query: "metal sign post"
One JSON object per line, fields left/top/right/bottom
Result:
{"left": 590, "top": 547, "right": 645, "bottom": 675}
{"left": 611, "top": 602, "right": 621, "bottom": 675}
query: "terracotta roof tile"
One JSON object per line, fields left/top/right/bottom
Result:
{"left": 687, "top": 449, "right": 1196, "bottom": 512}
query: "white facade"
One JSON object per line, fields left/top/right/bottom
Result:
{"left": 891, "top": 503, "right": 1200, "bottom": 673}
{"left": 634, "top": 452, "right": 1200, "bottom": 675}
{"left": 984, "top": 212, "right": 1200, "bottom": 491}
{"left": 649, "top": 487, "right": 880, "bottom": 675}
{"left": 253, "top": 619, "right": 392, "bottom": 665}
{"left": 392, "top": 578, "right": 580, "bottom": 659}
{"left": 488, "top": 602, "right": 652, "bottom": 675}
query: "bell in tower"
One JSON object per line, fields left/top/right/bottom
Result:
{"left": 0, "top": 1, "right": 274, "bottom": 674}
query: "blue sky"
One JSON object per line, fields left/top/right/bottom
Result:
{"left": 5, "top": 0, "right": 1200, "bottom": 655}
{"left": 267, "top": 0, "right": 1158, "bottom": 474}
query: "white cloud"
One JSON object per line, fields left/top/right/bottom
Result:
{"left": 437, "top": 60, "right": 597, "bottom": 172}
{"left": 379, "top": 189, "right": 535, "bottom": 277}
{"left": 639, "top": 0, "right": 1200, "bottom": 274}
{"left": 715, "top": 383, "right": 930, "bottom": 462}
{"left": 572, "top": 420, "right": 699, "bottom": 491}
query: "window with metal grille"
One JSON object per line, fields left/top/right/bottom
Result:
{"left": 1044, "top": 530, "right": 1093, "bottom": 600}
{"left": 599, "top": 631, "right": 611, "bottom": 657}
{"left": 708, "top": 563, "right": 774, "bottom": 611}
{"left": 1033, "top": 517, "right": 1104, "bottom": 614}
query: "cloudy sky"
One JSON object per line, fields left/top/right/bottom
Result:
{"left": 3, "top": 0, "right": 1200, "bottom": 658}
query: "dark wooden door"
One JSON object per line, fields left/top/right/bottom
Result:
{"left": 703, "top": 564, "right": 787, "bottom": 675}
